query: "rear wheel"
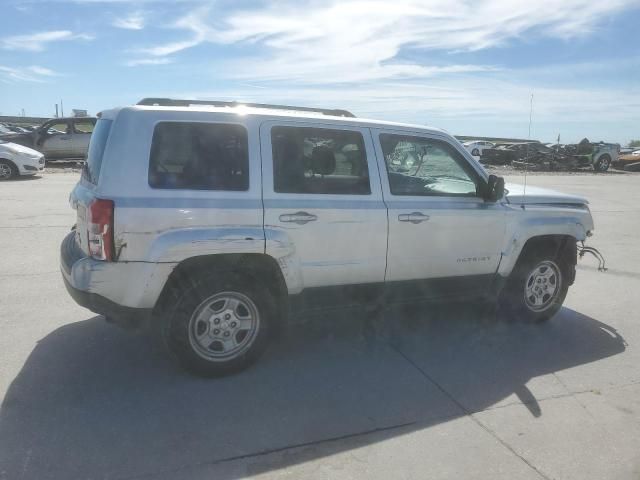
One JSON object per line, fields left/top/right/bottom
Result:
{"left": 471, "top": 148, "right": 480, "bottom": 156}
{"left": 594, "top": 154, "right": 611, "bottom": 172}
{"left": 499, "top": 251, "right": 569, "bottom": 323}
{"left": 0, "top": 160, "right": 17, "bottom": 180}
{"left": 162, "top": 272, "right": 273, "bottom": 376}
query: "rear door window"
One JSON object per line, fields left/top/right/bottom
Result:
{"left": 271, "top": 126, "right": 370, "bottom": 195}
{"left": 149, "top": 122, "right": 249, "bottom": 191}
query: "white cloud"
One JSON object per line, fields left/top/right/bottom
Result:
{"left": 1, "top": 30, "right": 93, "bottom": 51}
{"left": 135, "top": 0, "right": 636, "bottom": 84}
{"left": 136, "top": 6, "right": 208, "bottom": 56}
{"left": 113, "top": 12, "right": 145, "bottom": 30}
{"left": 124, "top": 57, "right": 173, "bottom": 67}
{"left": 0, "top": 65, "right": 59, "bottom": 83}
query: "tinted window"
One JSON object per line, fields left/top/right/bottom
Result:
{"left": 84, "top": 119, "right": 112, "bottom": 184}
{"left": 272, "top": 126, "right": 370, "bottom": 195}
{"left": 380, "top": 134, "right": 480, "bottom": 197}
{"left": 149, "top": 122, "right": 249, "bottom": 191}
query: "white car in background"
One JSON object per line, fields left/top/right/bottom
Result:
{"left": 463, "top": 140, "right": 495, "bottom": 157}
{"left": 0, "top": 140, "right": 45, "bottom": 180}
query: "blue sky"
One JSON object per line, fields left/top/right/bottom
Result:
{"left": 1, "top": 0, "right": 639, "bottom": 144}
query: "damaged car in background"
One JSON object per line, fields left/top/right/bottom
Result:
{"left": 480, "top": 138, "right": 619, "bottom": 172}
{"left": 615, "top": 149, "right": 640, "bottom": 172}
{"left": 0, "top": 117, "right": 96, "bottom": 162}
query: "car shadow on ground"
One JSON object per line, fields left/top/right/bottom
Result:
{"left": 5, "top": 174, "right": 42, "bottom": 182}
{"left": 0, "top": 305, "right": 625, "bottom": 479}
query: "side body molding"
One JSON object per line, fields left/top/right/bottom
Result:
{"left": 145, "top": 226, "right": 266, "bottom": 263}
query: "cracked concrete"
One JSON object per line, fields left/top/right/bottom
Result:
{"left": 1, "top": 172, "right": 639, "bottom": 479}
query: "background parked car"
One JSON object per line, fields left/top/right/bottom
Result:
{"left": 463, "top": 140, "right": 495, "bottom": 157}
{"left": 0, "top": 140, "right": 45, "bottom": 180}
{"left": 0, "top": 117, "right": 96, "bottom": 161}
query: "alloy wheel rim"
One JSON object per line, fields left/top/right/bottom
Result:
{"left": 524, "top": 260, "right": 562, "bottom": 312}
{"left": 188, "top": 291, "right": 260, "bottom": 361}
{"left": 0, "top": 164, "right": 11, "bottom": 179}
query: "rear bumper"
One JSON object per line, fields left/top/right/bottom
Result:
{"left": 60, "top": 231, "right": 152, "bottom": 328}
{"left": 62, "top": 273, "right": 151, "bottom": 327}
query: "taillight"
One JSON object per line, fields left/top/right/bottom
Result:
{"left": 87, "top": 198, "right": 114, "bottom": 261}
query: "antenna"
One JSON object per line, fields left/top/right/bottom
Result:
{"left": 523, "top": 93, "right": 533, "bottom": 201}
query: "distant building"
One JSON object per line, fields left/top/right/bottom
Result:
{"left": 72, "top": 109, "right": 88, "bottom": 117}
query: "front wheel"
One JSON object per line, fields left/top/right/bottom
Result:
{"left": 163, "top": 273, "right": 273, "bottom": 377}
{"left": 499, "top": 252, "right": 569, "bottom": 323}
{"left": 0, "top": 160, "right": 17, "bottom": 180}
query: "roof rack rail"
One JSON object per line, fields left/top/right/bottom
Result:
{"left": 136, "top": 98, "right": 356, "bottom": 118}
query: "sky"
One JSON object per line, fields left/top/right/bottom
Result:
{"left": 0, "top": 0, "right": 639, "bottom": 144}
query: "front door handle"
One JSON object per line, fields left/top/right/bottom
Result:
{"left": 279, "top": 211, "right": 318, "bottom": 225}
{"left": 398, "top": 212, "right": 430, "bottom": 224}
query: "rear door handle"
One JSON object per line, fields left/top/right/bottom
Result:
{"left": 398, "top": 212, "right": 430, "bottom": 224}
{"left": 279, "top": 211, "right": 318, "bottom": 225}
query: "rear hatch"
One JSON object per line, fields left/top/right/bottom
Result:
{"left": 70, "top": 118, "right": 113, "bottom": 256}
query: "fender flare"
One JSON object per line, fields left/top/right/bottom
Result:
{"left": 498, "top": 216, "right": 588, "bottom": 277}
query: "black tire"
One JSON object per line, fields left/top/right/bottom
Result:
{"left": 594, "top": 154, "right": 611, "bottom": 172}
{"left": 162, "top": 272, "right": 274, "bottom": 377}
{"left": 498, "top": 249, "right": 570, "bottom": 323}
{"left": 0, "top": 159, "right": 18, "bottom": 180}
{"left": 471, "top": 148, "right": 480, "bottom": 156}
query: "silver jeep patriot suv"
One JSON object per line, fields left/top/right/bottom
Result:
{"left": 61, "top": 98, "right": 596, "bottom": 376}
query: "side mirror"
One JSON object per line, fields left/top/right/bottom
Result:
{"left": 485, "top": 174, "right": 505, "bottom": 202}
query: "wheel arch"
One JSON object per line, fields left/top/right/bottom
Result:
{"left": 594, "top": 152, "right": 612, "bottom": 172}
{"left": 153, "top": 253, "right": 289, "bottom": 319}
{"left": 0, "top": 157, "right": 19, "bottom": 176}
{"left": 509, "top": 234, "right": 577, "bottom": 284}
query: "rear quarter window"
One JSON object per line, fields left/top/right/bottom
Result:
{"left": 149, "top": 122, "right": 249, "bottom": 191}
{"left": 84, "top": 118, "right": 112, "bottom": 184}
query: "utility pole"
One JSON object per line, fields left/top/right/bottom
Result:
{"left": 55, "top": 104, "right": 59, "bottom": 118}
{"left": 60, "top": 99, "right": 64, "bottom": 117}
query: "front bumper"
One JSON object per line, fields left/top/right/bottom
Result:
{"left": 17, "top": 155, "right": 45, "bottom": 175}
{"left": 60, "top": 231, "right": 152, "bottom": 328}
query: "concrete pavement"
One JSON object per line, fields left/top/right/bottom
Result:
{"left": 0, "top": 172, "right": 638, "bottom": 479}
